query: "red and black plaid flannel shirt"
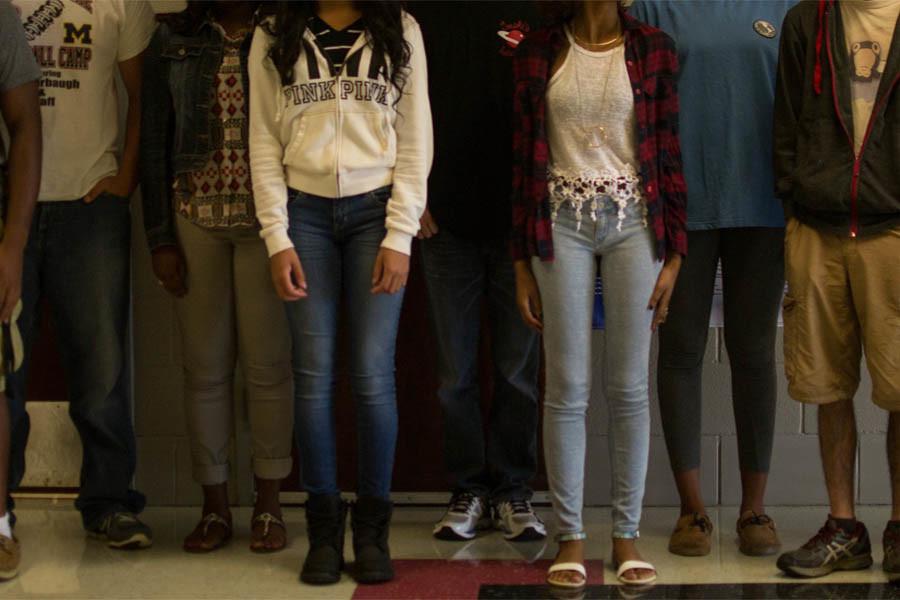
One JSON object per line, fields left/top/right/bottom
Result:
{"left": 510, "top": 11, "right": 688, "bottom": 262}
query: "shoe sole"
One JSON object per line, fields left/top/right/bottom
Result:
{"left": 300, "top": 572, "right": 342, "bottom": 585}
{"left": 355, "top": 570, "right": 394, "bottom": 584}
{"left": 668, "top": 544, "right": 710, "bottom": 557}
{"left": 433, "top": 526, "right": 476, "bottom": 541}
{"left": 89, "top": 531, "right": 153, "bottom": 550}
{"left": 433, "top": 516, "right": 492, "bottom": 542}
{"left": 0, "top": 568, "right": 18, "bottom": 581}
{"left": 780, "top": 554, "right": 873, "bottom": 578}
{"left": 504, "top": 526, "right": 547, "bottom": 542}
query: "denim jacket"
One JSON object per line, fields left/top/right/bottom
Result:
{"left": 140, "top": 19, "right": 252, "bottom": 250}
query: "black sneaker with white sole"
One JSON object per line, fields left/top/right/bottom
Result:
{"left": 492, "top": 499, "right": 546, "bottom": 542}
{"left": 433, "top": 492, "right": 492, "bottom": 541}
{"left": 777, "top": 518, "right": 872, "bottom": 578}
{"left": 88, "top": 512, "right": 153, "bottom": 550}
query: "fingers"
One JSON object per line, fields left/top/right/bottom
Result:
{"left": 517, "top": 290, "right": 542, "bottom": 332}
{"left": 286, "top": 257, "right": 308, "bottom": 300}
{"left": 371, "top": 268, "right": 408, "bottom": 294}
{"left": 418, "top": 214, "right": 438, "bottom": 239}
{"left": 371, "top": 251, "right": 385, "bottom": 289}
{"left": 271, "top": 251, "right": 306, "bottom": 301}
{"left": 651, "top": 287, "right": 674, "bottom": 332}
{"left": 647, "top": 281, "right": 664, "bottom": 311}
{"left": 371, "top": 250, "right": 408, "bottom": 295}
{"left": 0, "top": 285, "right": 16, "bottom": 324}
{"left": 83, "top": 177, "right": 111, "bottom": 204}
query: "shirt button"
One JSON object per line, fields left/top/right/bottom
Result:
{"left": 627, "top": 60, "right": 634, "bottom": 67}
{"left": 178, "top": 48, "right": 186, "bottom": 56}
{"left": 647, "top": 184, "right": 654, "bottom": 193}
{"left": 635, "top": 88, "right": 642, "bottom": 95}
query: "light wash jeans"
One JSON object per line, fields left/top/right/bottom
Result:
{"left": 532, "top": 197, "right": 660, "bottom": 540}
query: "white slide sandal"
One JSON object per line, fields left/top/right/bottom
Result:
{"left": 616, "top": 560, "right": 657, "bottom": 586}
{"left": 547, "top": 562, "right": 588, "bottom": 589}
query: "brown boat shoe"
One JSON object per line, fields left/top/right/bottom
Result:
{"left": 737, "top": 511, "right": 781, "bottom": 557}
{"left": 0, "top": 534, "right": 20, "bottom": 581}
{"left": 669, "top": 512, "right": 713, "bottom": 557}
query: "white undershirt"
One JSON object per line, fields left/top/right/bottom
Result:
{"left": 545, "top": 28, "right": 644, "bottom": 229}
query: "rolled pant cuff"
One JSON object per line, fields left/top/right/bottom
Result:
{"left": 556, "top": 531, "right": 587, "bottom": 542}
{"left": 612, "top": 530, "right": 640, "bottom": 540}
{"left": 253, "top": 456, "right": 293, "bottom": 481}
{"left": 192, "top": 463, "right": 230, "bottom": 486}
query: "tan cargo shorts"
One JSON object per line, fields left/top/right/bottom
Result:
{"left": 782, "top": 218, "right": 900, "bottom": 409}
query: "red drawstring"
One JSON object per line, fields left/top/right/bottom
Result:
{"left": 814, "top": 0, "right": 828, "bottom": 95}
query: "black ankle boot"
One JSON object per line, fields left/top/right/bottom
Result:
{"left": 351, "top": 496, "right": 394, "bottom": 583}
{"left": 300, "top": 494, "right": 347, "bottom": 585}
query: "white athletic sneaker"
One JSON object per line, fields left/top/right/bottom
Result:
{"left": 433, "top": 493, "right": 492, "bottom": 541}
{"left": 493, "top": 499, "right": 547, "bottom": 541}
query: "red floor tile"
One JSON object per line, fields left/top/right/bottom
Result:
{"left": 351, "top": 559, "right": 605, "bottom": 600}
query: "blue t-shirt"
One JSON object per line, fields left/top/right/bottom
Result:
{"left": 630, "top": 1, "right": 794, "bottom": 230}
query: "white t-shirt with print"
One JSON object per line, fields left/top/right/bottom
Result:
{"left": 841, "top": 0, "right": 900, "bottom": 153}
{"left": 11, "top": 0, "right": 155, "bottom": 201}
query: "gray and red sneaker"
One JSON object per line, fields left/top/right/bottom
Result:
{"left": 883, "top": 524, "right": 900, "bottom": 580}
{"left": 777, "top": 518, "right": 872, "bottom": 578}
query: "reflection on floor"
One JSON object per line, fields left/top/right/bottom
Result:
{"left": 3, "top": 502, "right": 899, "bottom": 599}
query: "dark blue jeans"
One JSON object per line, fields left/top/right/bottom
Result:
{"left": 420, "top": 230, "right": 540, "bottom": 502}
{"left": 7, "top": 194, "right": 145, "bottom": 528}
{"left": 286, "top": 187, "right": 403, "bottom": 500}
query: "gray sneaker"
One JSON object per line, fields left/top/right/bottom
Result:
{"left": 493, "top": 499, "right": 547, "bottom": 541}
{"left": 777, "top": 518, "right": 872, "bottom": 578}
{"left": 433, "top": 493, "right": 491, "bottom": 541}
{"left": 88, "top": 512, "right": 153, "bottom": 550}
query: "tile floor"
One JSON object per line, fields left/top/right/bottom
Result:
{"left": 3, "top": 501, "right": 899, "bottom": 599}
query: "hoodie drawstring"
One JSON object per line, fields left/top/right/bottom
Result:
{"left": 814, "top": 0, "right": 828, "bottom": 95}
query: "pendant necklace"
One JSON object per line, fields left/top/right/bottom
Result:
{"left": 571, "top": 26, "right": 618, "bottom": 149}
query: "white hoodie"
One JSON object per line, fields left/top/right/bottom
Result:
{"left": 249, "top": 12, "right": 433, "bottom": 257}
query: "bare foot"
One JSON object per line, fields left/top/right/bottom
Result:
{"left": 547, "top": 539, "right": 586, "bottom": 588}
{"left": 183, "top": 511, "right": 232, "bottom": 553}
{"left": 250, "top": 478, "right": 287, "bottom": 553}
{"left": 612, "top": 538, "right": 655, "bottom": 583}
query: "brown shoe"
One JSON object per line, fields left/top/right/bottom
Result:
{"left": 737, "top": 511, "right": 781, "bottom": 557}
{"left": 0, "top": 534, "right": 20, "bottom": 580}
{"left": 669, "top": 513, "right": 713, "bottom": 557}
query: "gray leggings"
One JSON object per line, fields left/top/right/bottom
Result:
{"left": 175, "top": 215, "right": 294, "bottom": 485}
{"left": 658, "top": 227, "right": 784, "bottom": 474}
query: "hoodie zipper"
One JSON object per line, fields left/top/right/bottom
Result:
{"left": 824, "top": 3, "right": 900, "bottom": 238}
{"left": 307, "top": 29, "right": 368, "bottom": 198}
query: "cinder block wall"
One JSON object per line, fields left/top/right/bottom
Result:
{"left": 130, "top": 0, "right": 890, "bottom": 508}
{"left": 132, "top": 206, "right": 890, "bottom": 507}
{"left": 584, "top": 330, "right": 887, "bottom": 507}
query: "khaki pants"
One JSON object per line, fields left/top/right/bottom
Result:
{"left": 175, "top": 215, "right": 293, "bottom": 485}
{"left": 783, "top": 218, "right": 900, "bottom": 409}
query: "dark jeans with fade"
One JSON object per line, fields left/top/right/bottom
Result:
{"left": 7, "top": 194, "right": 145, "bottom": 529}
{"left": 286, "top": 187, "right": 404, "bottom": 500}
{"left": 421, "top": 229, "right": 541, "bottom": 502}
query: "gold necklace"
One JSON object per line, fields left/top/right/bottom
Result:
{"left": 572, "top": 29, "right": 622, "bottom": 49}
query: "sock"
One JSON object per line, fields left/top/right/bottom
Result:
{"left": 0, "top": 512, "right": 11, "bottom": 538}
{"left": 830, "top": 515, "right": 858, "bottom": 534}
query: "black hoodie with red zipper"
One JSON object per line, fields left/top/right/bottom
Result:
{"left": 774, "top": 0, "right": 900, "bottom": 237}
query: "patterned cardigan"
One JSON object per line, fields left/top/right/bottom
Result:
{"left": 510, "top": 10, "right": 688, "bottom": 262}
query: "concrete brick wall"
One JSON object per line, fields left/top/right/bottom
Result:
{"left": 125, "top": 0, "right": 891, "bottom": 508}
{"left": 582, "top": 330, "right": 887, "bottom": 507}
{"left": 131, "top": 212, "right": 891, "bottom": 506}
